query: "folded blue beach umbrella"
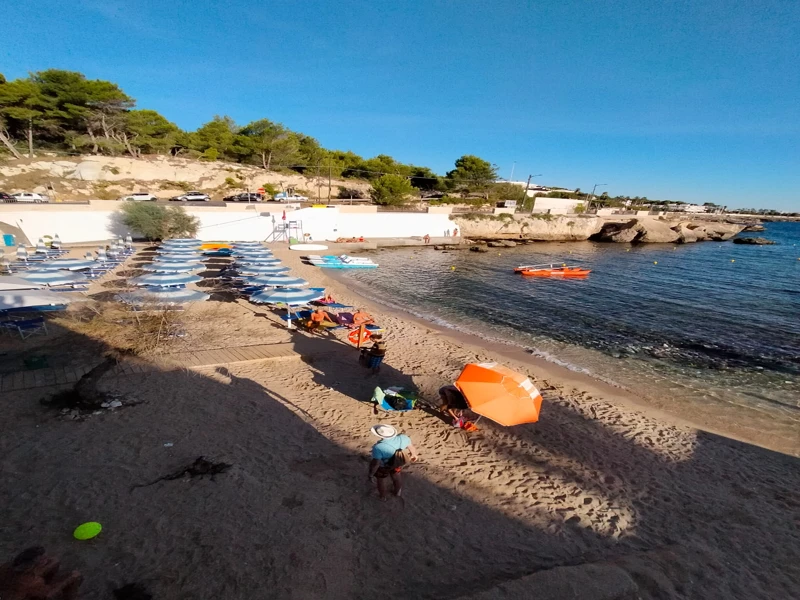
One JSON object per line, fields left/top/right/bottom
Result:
{"left": 249, "top": 274, "right": 308, "bottom": 287}
{"left": 129, "top": 273, "right": 202, "bottom": 287}
{"left": 34, "top": 259, "right": 98, "bottom": 271}
{"left": 141, "top": 262, "right": 203, "bottom": 273}
{"left": 249, "top": 287, "right": 323, "bottom": 305}
{"left": 17, "top": 270, "right": 88, "bottom": 286}
{"left": 117, "top": 288, "right": 210, "bottom": 306}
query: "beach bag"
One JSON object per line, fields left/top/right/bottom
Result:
{"left": 388, "top": 448, "right": 411, "bottom": 469}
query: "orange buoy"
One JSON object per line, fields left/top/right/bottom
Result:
{"left": 348, "top": 328, "right": 372, "bottom": 346}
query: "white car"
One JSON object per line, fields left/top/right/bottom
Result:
{"left": 272, "top": 192, "right": 309, "bottom": 202}
{"left": 171, "top": 191, "right": 211, "bottom": 202}
{"left": 12, "top": 192, "right": 48, "bottom": 203}
{"left": 118, "top": 192, "right": 157, "bottom": 202}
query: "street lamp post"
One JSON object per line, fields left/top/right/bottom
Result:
{"left": 586, "top": 183, "right": 607, "bottom": 213}
{"left": 524, "top": 174, "right": 543, "bottom": 213}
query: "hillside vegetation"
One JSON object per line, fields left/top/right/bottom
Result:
{"left": 0, "top": 69, "right": 509, "bottom": 203}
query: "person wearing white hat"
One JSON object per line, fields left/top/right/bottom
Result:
{"left": 367, "top": 424, "right": 418, "bottom": 500}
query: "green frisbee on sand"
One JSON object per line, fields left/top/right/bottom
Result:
{"left": 73, "top": 522, "right": 102, "bottom": 540}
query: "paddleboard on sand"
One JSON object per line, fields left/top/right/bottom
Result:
{"left": 289, "top": 244, "right": 328, "bottom": 251}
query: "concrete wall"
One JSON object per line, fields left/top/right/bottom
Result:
{"left": 531, "top": 197, "right": 583, "bottom": 214}
{"left": 0, "top": 202, "right": 455, "bottom": 243}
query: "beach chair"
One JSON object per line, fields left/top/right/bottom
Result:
{"left": 5, "top": 316, "right": 48, "bottom": 339}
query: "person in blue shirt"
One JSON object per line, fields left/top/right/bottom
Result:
{"left": 367, "top": 424, "right": 418, "bottom": 500}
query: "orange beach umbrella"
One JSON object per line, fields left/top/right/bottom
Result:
{"left": 454, "top": 363, "right": 543, "bottom": 426}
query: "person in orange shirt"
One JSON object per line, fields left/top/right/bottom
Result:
{"left": 307, "top": 308, "right": 335, "bottom": 332}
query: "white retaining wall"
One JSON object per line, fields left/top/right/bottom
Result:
{"left": 0, "top": 203, "right": 454, "bottom": 244}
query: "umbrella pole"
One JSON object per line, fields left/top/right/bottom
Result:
{"left": 287, "top": 305, "right": 294, "bottom": 329}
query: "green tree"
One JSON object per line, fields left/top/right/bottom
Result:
{"left": 119, "top": 203, "right": 199, "bottom": 240}
{"left": 125, "top": 109, "right": 179, "bottom": 155}
{"left": 192, "top": 115, "right": 237, "bottom": 157}
{"left": 370, "top": 174, "right": 417, "bottom": 205}
{"left": 0, "top": 78, "right": 46, "bottom": 157}
{"left": 445, "top": 155, "right": 498, "bottom": 195}
{"left": 240, "top": 118, "right": 300, "bottom": 170}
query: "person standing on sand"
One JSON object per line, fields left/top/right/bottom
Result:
{"left": 423, "top": 234, "right": 430, "bottom": 244}
{"left": 368, "top": 424, "right": 418, "bottom": 500}
{"left": 452, "top": 227, "right": 458, "bottom": 237}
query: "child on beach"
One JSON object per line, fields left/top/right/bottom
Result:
{"left": 367, "top": 424, "right": 418, "bottom": 500}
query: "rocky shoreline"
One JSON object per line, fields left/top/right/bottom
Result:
{"left": 452, "top": 215, "right": 747, "bottom": 244}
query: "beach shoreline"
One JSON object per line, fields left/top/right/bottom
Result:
{"left": 306, "top": 245, "right": 799, "bottom": 457}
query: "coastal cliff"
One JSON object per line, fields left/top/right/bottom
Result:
{"left": 453, "top": 215, "right": 745, "bottom": 244}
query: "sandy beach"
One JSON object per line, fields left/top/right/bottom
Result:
{"left": 1, "top": 244, "right": 799, "bottom": 600}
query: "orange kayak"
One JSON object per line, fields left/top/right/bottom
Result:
{"left": 520, "top": 267, "right": 591, "bottom": 277}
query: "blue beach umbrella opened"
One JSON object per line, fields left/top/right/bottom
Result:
{"left": 249, "top": 275, "right": 308, "bottom": 287}
{"left": 117, "top": 288, "right": 210, "bottom": 306}
{"left": 141, "top": 262, "right": 203, "bottom": 273}
{"left": 129, "top": 273, "right": 202, "bottom": 287}
{"left": 249, "top": 287, "right": 325, "bottom": 328}
{"left": 34, "top": 259, "right": 98, "bottom": 271}
{"left": 17, "top": 270, "right": 88, "bottom": 286}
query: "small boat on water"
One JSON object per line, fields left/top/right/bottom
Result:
{"left": 515, "top": 263, "right": 591, "bottom": 278}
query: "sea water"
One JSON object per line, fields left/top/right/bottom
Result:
{"left": 338, "top": 222, "right": 800, "bottom": 435}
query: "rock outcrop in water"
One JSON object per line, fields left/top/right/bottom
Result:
{"left": 732, "top": 237, "right": 776, "bottom": 245}
{"left": 591, "top": 219, "right": 744, "bottom": 244}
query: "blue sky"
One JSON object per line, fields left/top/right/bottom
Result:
{"left": 3, "top": 0, "right": 799, "bottom": 210}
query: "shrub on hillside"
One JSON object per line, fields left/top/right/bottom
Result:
{"left": 337, "top": 186, "right": 364, "bottom": 199}
{"left": 118, "top": 203, "right": 199, "bottom": 240}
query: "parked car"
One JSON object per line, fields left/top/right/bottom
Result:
{"left": 0, "top": 192, "right": 13, "bottom": 203}
{"left": 11, "top": 192, "right": 48, "bottom": 203}
{"left": 171, "top": 191, "right": 211, "bottom": 202}
{"left": 118, "top": 192, "right": 158, "bottom": 202}
{"left": 272, "top": 192, "right": 309, "bottom": 202}
{"left": 223, "top": 192, "right": 262, "bottom": 202}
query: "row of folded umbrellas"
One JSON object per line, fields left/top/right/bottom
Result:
{"left": 120, "top": 239, "right": 324, "bottom": 306}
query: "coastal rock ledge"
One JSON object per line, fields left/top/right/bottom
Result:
{"left": 732, "top": 237, "right": 776, "bottom": 245}
{"left": 591, "top": 219, "right": 744, "bottom": 244}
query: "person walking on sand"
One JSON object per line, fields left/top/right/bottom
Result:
{"left": 423, "top": 233, "right": 430, "bottom": 244}
{"left": 452, "top": 227, "right": 458, "bottom": 238}
{"left": 368, "top": 424, "right": 418, "bottom": 500}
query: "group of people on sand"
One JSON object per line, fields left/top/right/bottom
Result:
{"left": 366, "top": 385, "right": 472, "bottom": 500}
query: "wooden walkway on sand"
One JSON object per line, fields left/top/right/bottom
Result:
{"left": 1, "top": 342, "right": 301, "bottom": 393}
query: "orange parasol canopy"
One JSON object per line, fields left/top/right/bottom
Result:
{"left": 454, "top": 362, "right": 543, "bottom": 426}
